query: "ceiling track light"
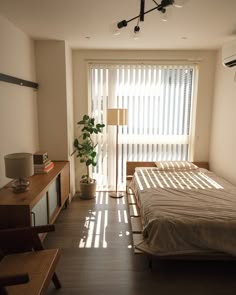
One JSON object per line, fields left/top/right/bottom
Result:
{"left": 114, "top": 0, "right": 185, "bottom": 35}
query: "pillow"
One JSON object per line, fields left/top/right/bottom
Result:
{"left": 155, "top": 161, "right": 198, "bottom": 171}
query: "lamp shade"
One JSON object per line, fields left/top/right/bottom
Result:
{"left": 107, "top": 109, "right": 128, "bottom": 126}
{"left": 4, "top": 153, "right": 34, "bottom": 179}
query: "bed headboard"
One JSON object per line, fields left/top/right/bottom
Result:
{"left": 126, "top": 161, "right": 209, "bottom": 177}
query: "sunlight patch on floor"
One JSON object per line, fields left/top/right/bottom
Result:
{"left": 78, "top": 192, "right": 129, "bottom": 248}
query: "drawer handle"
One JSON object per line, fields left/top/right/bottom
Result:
{"left": 31, "top": 211, "right": 36, "bottom": 226}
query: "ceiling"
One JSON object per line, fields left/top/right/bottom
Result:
{"left": 0, "top": 0, "right": 236, "bottom": 50}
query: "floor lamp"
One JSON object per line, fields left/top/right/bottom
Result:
{"left": 107, "top": 109, "right": 128, "bottom": 198}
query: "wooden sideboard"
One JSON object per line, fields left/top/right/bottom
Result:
{"left": 0, "top": 161, "right": 70, "bottom": 229}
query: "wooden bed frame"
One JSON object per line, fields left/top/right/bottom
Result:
{"left": 126, "top": 161, "right": 236, "bottom": 261}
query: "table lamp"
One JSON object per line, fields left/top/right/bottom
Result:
{"left": 4, "top": 153, "right": 34, "bottom": 193}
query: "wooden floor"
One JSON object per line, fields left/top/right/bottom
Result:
{"left": 45, "top": 192, "right": 236, "bottom": 295}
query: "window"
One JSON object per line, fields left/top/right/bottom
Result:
{"left": 89, "top": 63, "right": 198, "bottom": 190}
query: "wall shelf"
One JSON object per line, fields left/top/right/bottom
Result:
{"left": 0, "top": 73, "right": 38, "bottom": 89}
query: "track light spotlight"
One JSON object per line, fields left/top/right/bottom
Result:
{"left": 117, "top": 20, "right": 128, "bottom": 29}
{"left": 134, "top": 26, "right": 141, "bottom": 33}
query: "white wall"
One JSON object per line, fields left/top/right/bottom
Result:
{"left": 73, "top": 49, "right": 217, "bottom": 189}
{"left": 35, "top": 40, "right": 68, "bottom": 161}
{"left": 35, "top": 40, "right": 76, "bottom": 197}
{"left": 0, "top": 15, "right": 39, "bottom": 187}
{"left": 209, "top": 49, "right": 236, "bottom": 185}
{"left": 65, "top": 43, "right": 76, "bottom": 197}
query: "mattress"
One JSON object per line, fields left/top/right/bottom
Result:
{"left": 130, "top": 167, "right": 236, "bottom": 256}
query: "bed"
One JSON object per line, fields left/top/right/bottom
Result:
{"left": 127, "top": 161, "right": 236, "bottom": 260}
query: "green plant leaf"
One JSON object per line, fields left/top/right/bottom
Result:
{"left": 73, "top": 138, "right": 79, "bottom": 146}
{"left": 91, "top": 151, "right": 96, "bottom": 158}
{"left": 86, "top": 159, "right": 92, "bottom": 166}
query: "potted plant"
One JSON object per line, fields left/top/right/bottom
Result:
{"left": 72, "top": 114, "right": 105, "bottom": 199}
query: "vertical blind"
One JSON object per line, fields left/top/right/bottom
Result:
{"left": 88, "top": 63, "right": 197, "bottom": 190}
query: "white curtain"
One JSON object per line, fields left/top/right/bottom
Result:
{"left": 88, "top": 63, "right": 197, "bottom": 190}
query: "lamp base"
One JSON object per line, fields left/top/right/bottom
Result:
{"left": 109, "top": 191, "right": 124, "bottom": 198}
{"left": 12, "top": 178, "right": 30, "bottom": 193}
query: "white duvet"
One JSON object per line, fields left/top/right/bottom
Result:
{"left": 130, "top": 168, "right": 236, "bottom": 256}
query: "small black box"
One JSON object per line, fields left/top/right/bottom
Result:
{"left": 33, "top": 152, "right": 48, "bottom": 164}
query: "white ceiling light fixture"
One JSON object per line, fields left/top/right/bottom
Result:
{"left": 112, "top": 0, "right": 186, "bottom": 37}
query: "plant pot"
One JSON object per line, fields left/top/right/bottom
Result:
{"left": 80, "top": 180, "right": 96, "bottom": 199}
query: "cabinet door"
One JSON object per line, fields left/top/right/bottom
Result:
{"left": 31, "top": 193, "right": 48, "bottom": 226}
{"left": 48, "top": 178, "right": 60, "bottom": 222}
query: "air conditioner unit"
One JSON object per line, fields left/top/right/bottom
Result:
{"left": 222, "top": 39, "right": 236, "bottom": 68}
